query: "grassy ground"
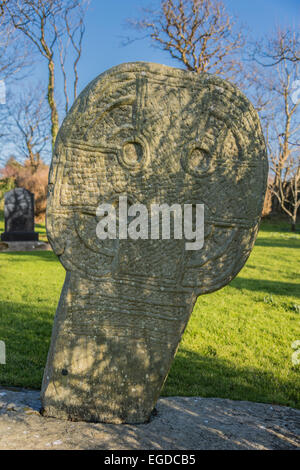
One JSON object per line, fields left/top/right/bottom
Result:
{"left": 0, "top": 216, "right": 299, "bottom": 408}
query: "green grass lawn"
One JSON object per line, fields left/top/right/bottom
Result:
{"left": 0, "top": 216, "right": 299, "bottom": 408}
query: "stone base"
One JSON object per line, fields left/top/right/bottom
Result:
{"left": 2, "top": 389, "right": 300, "bottom": 450}
{"left": 0, "top": 241, "right": 51, "bottom": 252}
{"left": 1, "top": 231, "right": 39, "bottom": 242}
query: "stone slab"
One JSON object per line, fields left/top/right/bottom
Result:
{"left": 0, "top": 241, "right": 51, "bottom": 252}
{"left": 1, "top": 231, "right": 39, "bottom": 242}
{"left": 42, "top": 62, "right": 268, "bottom": 423}
{"left": 0, "top": 388, "right": 299, "bottom": 450}
{"left": 1, "top": 188, "right": 39, "bottom": 242}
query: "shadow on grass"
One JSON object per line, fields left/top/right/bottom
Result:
{"left": 0, "top": 300, "right": 55, "bottom": 389}
{"left": 35, "top": 222, "right": 46, "bottom": 229}
{"left": 164, "top": 348, "right": 300, "bottom": 410}
{"left": 1, "top": 299, "right": 299, "bottom": 449}
{"left": 259, "top": 218, "right": 298, "bottom": 234}
{"left": 255, "top": 237, "right": 300, "bottom": 249}
{"left": 1, "top": 296, "right": 299, "bottom": 413}
{"left": 229, "top": 277, "right": 300, "bottom": 298}
{"left": 1, "top": 251, "right": 58, "bottom": 262}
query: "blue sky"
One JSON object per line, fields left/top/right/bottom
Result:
{"left": 1, "top": 0, "right": 299, "bottom": 164}
{"left": 77, "top": 0, "right": 299, "bottom": 92}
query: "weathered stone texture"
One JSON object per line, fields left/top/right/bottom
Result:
{"left": 41, "top": 62, "right": 268, "bottom": 423}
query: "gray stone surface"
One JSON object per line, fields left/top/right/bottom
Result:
{"left": 0, "top": 388, "right": 299, "bottom": 450}
{"left": 1, "top": 188, "right": 38, "bottom": 242}
{"left": 0, "top": 241, "right": 51, "bottom": 252}
{"left": 42, "top": 62, "right": 268, "bottom": 424}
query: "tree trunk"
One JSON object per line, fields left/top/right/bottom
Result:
{"left": 47, "top": 59, "right": 59, "bottom": 151}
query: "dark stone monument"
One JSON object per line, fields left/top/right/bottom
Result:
{"left": 1, "top": 188, "right": 38, "bottom": 242}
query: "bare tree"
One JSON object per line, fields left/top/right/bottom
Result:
{"left": 5, "top": 85, "right": 51, "bottom": 170}
{"left": 2, "top": 0, "right": 89, "bottom": 149}
{"left": 268, "top": 62, "right": 300, "bottom": 231}
{"left": 54, "top": 1, "right": 87, "bottom": 114}
{"left": 127, "top": 0, "right": 244, "bottom": 79}
{"left": 253, "top": 27, "right": 300, "bottom": 66}
{"left": 2, "top": 0, "right": 60, "bottom": 148}
{"left": 0, "top": 3, "right": 32, "bottom": 83}
{"left": 273, "top": 164, "right": 300, "bottom": 232}
{"left": 252, "top": 30, "right": 300, "bottom": 231}
{"left": 0, "top": 3, "right": 33, "bottom": 160}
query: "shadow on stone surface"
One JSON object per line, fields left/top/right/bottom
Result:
{"left": 0, "top": 389, "right": 299, "bottom": 450}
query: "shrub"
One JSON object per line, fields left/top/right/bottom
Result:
{"left": 0, "top": 157, "right": 49, "bottom": 221}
